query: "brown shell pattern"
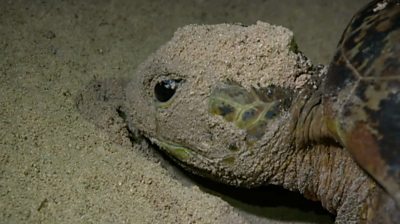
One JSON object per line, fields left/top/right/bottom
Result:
{"left": 323, "top": 0, "right": 400, "bottom": 204}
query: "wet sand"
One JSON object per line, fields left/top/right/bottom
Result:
{"left": 0, "top": 0, "right": 369, "bottom": 223}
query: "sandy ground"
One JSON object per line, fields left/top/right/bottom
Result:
{"left": 0, "top": 0, "right": 370, "bottom": 223}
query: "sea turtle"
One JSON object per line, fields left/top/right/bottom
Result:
{"left": 77, "top": 0, "right": 400, "bottom": 223}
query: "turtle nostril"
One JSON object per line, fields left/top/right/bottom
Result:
{"left": 154, "top": 79, "right": 181, "bottom": 102}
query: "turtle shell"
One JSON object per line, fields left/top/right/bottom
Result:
{"left": 323, "top": 0, "right": 400, "bottom": 204}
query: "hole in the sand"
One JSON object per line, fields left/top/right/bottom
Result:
{"left": 154, "top": 79, "right": 182, "bottom": 102}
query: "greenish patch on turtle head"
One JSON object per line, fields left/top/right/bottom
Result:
{"left": 209, "top": 83, "right": 293, "bottom": 143}
{"left": 153, "top": 138, "right": 192, "bottom": 161}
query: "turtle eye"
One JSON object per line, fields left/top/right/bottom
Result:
{"left": 154, "top": 79, "right": 182, "bottom": 102}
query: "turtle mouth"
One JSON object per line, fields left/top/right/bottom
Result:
{"left": 150, "top": 137, "right": 193, "bottom": 161}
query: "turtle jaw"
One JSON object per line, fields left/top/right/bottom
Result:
{"left": 150, "top": 137, "right": 193, "bottom": 161}
{"left": 148, "top": 136, "right": 259, "bottom": 187}
{"left": 148, "top": 137, "right": 237, "bottom": 183}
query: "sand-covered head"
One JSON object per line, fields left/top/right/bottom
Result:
{"left": 124, "top": 22, "right": 315, "bottom": 185}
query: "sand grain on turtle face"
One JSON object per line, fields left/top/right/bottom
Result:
{"left": 149, "top": 21, "right": 314, "bottom": 92}
{"left": 124, "top": 22, "right": 316, "bottom": 175}
{"left": 124, "top": 22, "right": 317, "bottom": 155}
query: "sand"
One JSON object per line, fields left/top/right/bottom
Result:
{"left": 0, "top": 0, "right": 370, "bottom": 223}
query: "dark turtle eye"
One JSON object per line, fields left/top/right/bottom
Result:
{"left": 154, "top": 79, "right": 182, "bottom": 102}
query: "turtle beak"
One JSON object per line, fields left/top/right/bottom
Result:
{"left": 150, "top": 137, "right": 192, "bottom": 161}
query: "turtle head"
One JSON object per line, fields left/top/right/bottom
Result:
{"left": 124, "top": 23, "right": 306, "bottom": 186}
